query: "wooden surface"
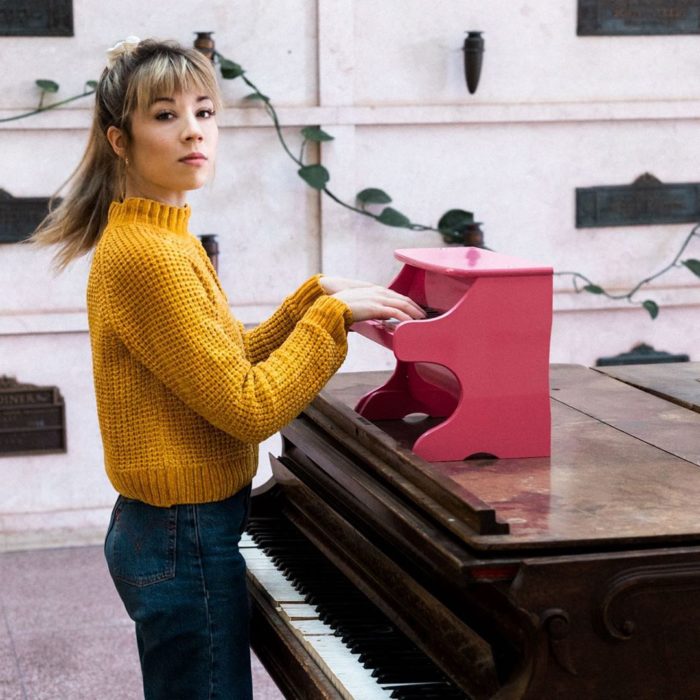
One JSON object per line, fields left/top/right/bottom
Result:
{"left": 322, "top": 364, "right": 700, "bottom": 551}
{"left": 595, "top": 361, "right": 700, "bottom": 413}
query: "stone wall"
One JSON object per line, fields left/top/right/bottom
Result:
{"left": 1, "top": 0, "right": 698, "bottom": 548}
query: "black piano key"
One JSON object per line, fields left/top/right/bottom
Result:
{"left": 420, "top": 306, "right": 444, "bottom": 319}
{"left": 246, "top": 514, "right": 472, "bottom": 699}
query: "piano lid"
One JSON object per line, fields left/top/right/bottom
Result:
{"left": 314, "top": 365, "right": 700, "bottom": 553}
{"left": 394, "top": 246, "right": 553, "bottom": 278}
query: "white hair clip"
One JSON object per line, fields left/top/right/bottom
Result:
{"left": 106, "top": 35, "right": 141, "bottom": 68}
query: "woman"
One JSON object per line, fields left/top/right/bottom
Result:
{"left": 32, "top": 38, "right": 423, "bottom": 699}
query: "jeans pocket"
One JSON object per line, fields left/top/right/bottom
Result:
{"left": 105, "top": 497, "right": 177, "bottom": 587}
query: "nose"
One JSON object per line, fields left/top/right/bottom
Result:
{"left": 182, "top": 111, "right": 204, "bottom": 142}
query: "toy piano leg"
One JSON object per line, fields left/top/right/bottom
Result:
{"left": 395, "top": 273, "right": 553, "bottom": 461}
{"left": 354, "top": 362, "right": 455, "bottom": 420}
{"left": 412, "top": 395, "right": 551, "bottom": 461}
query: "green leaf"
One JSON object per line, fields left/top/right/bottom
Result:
{"left": 298, "top": 164, "right": 330, "bottom": 190}
{"left": 642, "top": 300, "right": 659, "bottom": 319}
{"left": 682, "top": 258, "right": 700, "bottom": 278}
{"left": 301, "top": 126, "right": 334, "bottom": 142}
{"left": 583, "top": 284, "right": 605, "bottom": 294}
{"left": 377, "top": 207, "right": 412, "bottom": 228}
{"left": 244, "top": 92, "right": 269, "bottom": 102}
{"left": 219, "top": 58, "right": 245, "bottom": 80}
{"left": 35, "top": 79, "right": 59, "bottom": 93}
{"left": 356, "top": 188, "right": 392, "bottom": 205}
{"left": 437, "top": 209, "right": 474, "bottom": 232}
{"left": 85, "top": 80, "right": 98, "bottom": 90}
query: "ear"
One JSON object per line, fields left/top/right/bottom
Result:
{"left": 106, "top": 126, "right": 127, "bottom": 160}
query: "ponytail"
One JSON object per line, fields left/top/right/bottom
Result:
{"left": 30, "top": 108, "right": 122, "bottom": 271}
{"left": 29, "top": 38, "right": 220, "bottom": 271}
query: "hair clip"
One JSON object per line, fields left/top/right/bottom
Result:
{"left": 106, "top": 36, "right": 141, "bottom": 68}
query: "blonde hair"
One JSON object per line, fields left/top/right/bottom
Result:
{"left": 30, "top": 39, "right": 222, "bottom": 270}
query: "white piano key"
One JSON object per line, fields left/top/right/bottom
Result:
{"left": 305, "top": 634, "right": 394, "bottom": 699}
{"left": 288, "top": 618, "right": 336, "bottom": 636}
{"left": 285, "top": 613, "right": 393, "bottom": 699}
{"left": 243, "top": 550, "right": 306, "bottom": 603}
{"left": 239, "top": 532, "right": 257, "bottom": 548}
{"left": 279, "top": 602, "right": 321, "bottom": 620}
{"left": 244, "top": 541, "right": 394, "bottom": 699}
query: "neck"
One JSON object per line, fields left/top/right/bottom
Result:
{"left": 124, "top": 179, "right": 187, "bottom": 208}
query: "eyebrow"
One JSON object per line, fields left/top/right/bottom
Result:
{"left": 151, "top": 96, "right": 212, "bottom": 104}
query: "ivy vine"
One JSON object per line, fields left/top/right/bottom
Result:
{"left": 213, "top": 51, "right": 700, "bottom": 319}
{"left": 4, "top": 60, "right": 700, "bottom": 319}
{"left": 0, "top": 79, "right": 96, "bottom": 122}
{"left": 215, "top": 51, "right": 475, "bottom": 242}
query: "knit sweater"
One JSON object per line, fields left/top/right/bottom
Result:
{"left": 87, "top": 197, "right": 352, "bottom": 507}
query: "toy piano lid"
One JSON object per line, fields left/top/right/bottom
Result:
{"left": 394, "top": 247, "right": 552, "bottom": 277}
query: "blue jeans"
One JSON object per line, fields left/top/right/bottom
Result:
{"left": 104, "top": 486, "right": 253, "bottom": 700}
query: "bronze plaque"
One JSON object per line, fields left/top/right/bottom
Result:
{"left": 0, "top": 0, "right": 73, "bottom": 36}
{"left": 0, "top": 190, "right": 53, "bottom": 243}
{"left": 578, "top": 0, "right": 700, "bottom": 35}
{"left": 576, "top": 173, "right": 700, "bottom": 227}
{"left": 0, "top": 376, "right": 66, "bottom": 456}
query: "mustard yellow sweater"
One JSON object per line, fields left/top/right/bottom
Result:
{"left": 87, "top": 198, "right": 351, "bottom": 506}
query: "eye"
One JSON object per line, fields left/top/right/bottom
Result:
{"left": 198, "top": 108, "right": 216, "bottom": 119}
{"left": 155, "top": 110, "right": 175, "bottom": 121}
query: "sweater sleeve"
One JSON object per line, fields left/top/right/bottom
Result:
{"left": 101, "top": 240, "right": 351, "bottom": 444}
{"left": 242, "top": 274, "right": 328, "bottom": 364}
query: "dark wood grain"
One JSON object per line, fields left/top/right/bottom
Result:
{"left": 251, "top": 363, "right": 700, "bottom": 699}
{"left": 595, "top": 361, "right": 700, "bottom": 413}
{"left": 319, "top": 366, "right": 700, "bottom": 551}
{"left": 271, "top": 456, "right": 501, "bottom": 699}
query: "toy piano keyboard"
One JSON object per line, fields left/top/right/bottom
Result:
{"left": 352, "top": 247, "right": 553, "bottom": 461}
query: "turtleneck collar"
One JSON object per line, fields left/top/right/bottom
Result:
{"left": 108, "top": 197, "right": 191, "bottom": 237}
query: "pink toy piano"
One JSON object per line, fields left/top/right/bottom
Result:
{"left": 352, "top": 247, "right": 553, "bottom": 461}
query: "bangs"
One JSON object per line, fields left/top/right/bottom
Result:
{"left": 124, "top": 49, "right": 222, "bottom": 118}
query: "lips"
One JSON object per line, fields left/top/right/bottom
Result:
{"left": 179, "top": 152, "right": 207, "bottom": 163}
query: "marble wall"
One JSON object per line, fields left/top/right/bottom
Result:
{"left": 1, "top": 0, "right": 698, "bottom": 549}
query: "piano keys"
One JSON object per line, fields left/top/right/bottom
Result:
{"left": 351, "top": 247, "right": 553, "bottom": 461}
{"left": 247, "top": 363, "right": 700, "bottom": 699}
{"left": 242, "top": 520, "right": 468, "bottom": 698}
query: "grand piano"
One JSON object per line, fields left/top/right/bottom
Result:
{"left": 242, "top": 249, "right": 700, "bottom": 699}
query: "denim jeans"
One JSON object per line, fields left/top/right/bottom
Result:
{"left": 104, "top": 485, "right": 253, "bottom": 700}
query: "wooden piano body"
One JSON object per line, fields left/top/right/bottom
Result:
{"left": 245, "top": 363, "right": 700, "bottom": 699}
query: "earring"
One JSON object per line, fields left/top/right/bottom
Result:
{"left": 124, "top": 156, "right": 129, "bottom": 168}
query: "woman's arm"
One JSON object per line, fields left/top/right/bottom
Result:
{"left": 242, "top": 275, "right": 419, "bottom": 362}
{"left": 242, "top": 275, "right": 327, "bottom": 364}
{"left": 102, "top": 245, "right": 352, "bottom": 445}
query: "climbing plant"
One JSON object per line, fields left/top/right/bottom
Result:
{"left": 3, "top": 60, "right": 700, "bottom": 319}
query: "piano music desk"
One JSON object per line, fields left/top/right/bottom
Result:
{"left": 352, "top": 247, "right": 553, "bottom": 462}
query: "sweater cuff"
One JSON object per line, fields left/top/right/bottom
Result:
{"left": 302, "top": 295, "right": 353, "bottom": 346}
{"left": 286, "top": 274, "right": 326, "bottom": 320}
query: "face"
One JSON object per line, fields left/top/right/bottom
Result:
{"left": 108, "top": 89, "right": 218, "bottom": 207}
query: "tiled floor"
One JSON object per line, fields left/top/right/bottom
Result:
{"left": 0, "top": 545, "right": 284, "bottom": 699}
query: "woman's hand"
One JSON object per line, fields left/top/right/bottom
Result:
{"left": 318, "top": 275, "right": 374, "bottom": 295}
{"left": 331, "top": 285, "right": 426, "bottom": 323}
